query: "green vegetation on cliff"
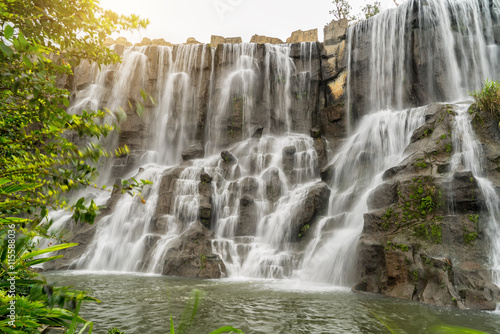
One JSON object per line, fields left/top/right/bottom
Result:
{"left": 470, "top": 80, "right": 500, "bottom": 119}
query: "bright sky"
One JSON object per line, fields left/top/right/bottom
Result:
{"left": 99, "top": 0, "right": 397, "bottom": 44}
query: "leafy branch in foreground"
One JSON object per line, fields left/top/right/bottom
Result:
{"left": 0, "top": 0, "right": 149, "bottom": 333}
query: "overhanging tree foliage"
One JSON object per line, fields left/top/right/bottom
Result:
{"left": 0, "top": 0, "right": 148, "bottom": 332}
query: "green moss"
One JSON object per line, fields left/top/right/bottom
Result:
{"left": 464, "top": 232, "right": 478, "bottom": 245}
{"left": 469, "top": 214, "right": 479, "bottom": 223}
{"left": 386, "top": 241, "right": 409, "bottom": 252}
{"left": 200, "top": 254, "right": 207, "bottom": 269}
{"left": 298, "top": 224, "right": 310, "bottom": 238}
{"left": 415, "top": 158, "right": 428, "bottom": 169}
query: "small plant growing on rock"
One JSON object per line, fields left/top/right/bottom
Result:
{"left": 470, "top": 79, "right": 500, "bottom": 119}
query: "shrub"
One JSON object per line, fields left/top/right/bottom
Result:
{"left": 470, "top": 80, "right": 500, "bottom": 118}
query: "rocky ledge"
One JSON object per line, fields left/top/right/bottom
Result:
{"left": 355, "top": 103, "right": 500, "bottom": 310}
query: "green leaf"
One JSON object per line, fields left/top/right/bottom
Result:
{"left": 63, "top": 97, "right": 70, "bottom": 107}
{"left": 170, "top": 314, "right": 175, "bottom": 334}
{"left": 135, "top": 101, "right": 144, "bottom": 117}
{"left": 23, "top": 55, "right": 33, "bottom": 68}
{"left": 77, "top": 320, "right": 94, "bottom": 334}
{"left": 4, "top": 25, "right": 14, "bottom": 39}
{"left": 24, "top": 255, "right": 64, "bottom": 267}
{"left": 0, "top": 41, "right": 13, "bottom": 57}
{"left": 0, "top": 217, "right": 30, "bottom": 225}
{"left": 208, "top": 326, "right": 245, "bottom": 334}
{"left": 426, "top": 325, "right": 488, "bottom": 334}
{"left": 18, "top": 32, "right": 28, "bottom": 48}
{"left": 20, "top": 243, "right": 78, "bottom": 260}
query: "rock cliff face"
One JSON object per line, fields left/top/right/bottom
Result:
{"left": 249, "top": 34, "right": 284, "bottom": 44}
{"left": 286, "top": 29, "right": 318, "bottom": 43}
{"left": 346, "top": 0, "right": 500, "bottom": 120}
{"left": 355, "top": 104, "right": 500, "bottom": 309}
{"left": 210, "top": 35, "right": 243, "bottom": 48}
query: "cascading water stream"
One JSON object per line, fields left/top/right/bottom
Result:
{"left": 211, "top": 134, "right": 318, "bottom": 278}
{"left": 450, "top": 104, "right": 500, "bottom": 288}
{"left": 295, "top": 107, "right": 427, "bottom": 284}
{"left": 153, "top": 44, "right": 209, "bottom": 165}
{"left": 346, "top": 0, "right": 500, "bottom": 117}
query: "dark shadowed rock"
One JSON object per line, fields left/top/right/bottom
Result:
{"left": 313, "top": 136, "right": 328, "bottom": 168}
{"left": 155, "top": 164, "right": 190, "bottom": 218}
{"left": 221, "top": 150, "right": 236, "bottom": 164}
{"left": 181, "top": 143, "right": 204, "bottom": 161}
{"left": 449, "top": 171, "right": 483, "bottom": 212}
{"left": 199, "top": 171, "right": 213, "bottom": 228}
{"left": 320, "top": 164, "right": 335, "bottom": 183}
{"left": 294, "top": 182, "right": 331, "bottom": 239}
{"left": 262, "top": 167, "right": 283, "bottom": 203}
{"left": 236, "top": 195, "right": 258, "bottom": 236}
{"left": 252, "top": 127, "right": 264, "bottom": 138}
{"left": 282, "top": 146, "right": 296, "bottom": 172}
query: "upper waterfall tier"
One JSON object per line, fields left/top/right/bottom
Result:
{"left": 68, "top": 42, "right": 331, "bottom": 172}
{"left": 346, "top": 0, "right": 500, "bottom": 120}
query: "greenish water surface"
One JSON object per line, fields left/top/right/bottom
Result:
{"left": 45, "top": 271, "right": 500, "bottom": 334}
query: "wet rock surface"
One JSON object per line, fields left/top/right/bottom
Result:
{"left": 355, "top": 104, "right": 500, "bottom": 310}
{"left": 161, "top": 221, "right": 226, "bottom": 278}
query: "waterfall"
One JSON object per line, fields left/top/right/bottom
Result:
{"left": 346, "top": 0, "right": 500, "bottom": 117}
{"left": 43, "top": 0, "right": 500, "bottom": 295}
{"left": 450, "top": 105, "right": 500, "bottom": 287}
{"left": 296, "top": 107, "right": 427, "bottom": 284}
{"left": 153, "top": 44, "right": 210, "bottom": 165}
{"left": 211, "top": 134, "right": 318, "bottom": 278}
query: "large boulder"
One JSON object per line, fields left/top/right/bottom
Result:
{"left": 294, "top": 182, "right": 331, "bottom": 239}
{"left": 249, "top": 35, "right": 284, "bottom": 44}
{"left": 181, "top": 143, "right": 204, "bottom": 161}
{"left": 286, "top": 29, "right": 318, "bottom": 43}
{"left": 161, "top": 221, "right": 226, "bottom": 278}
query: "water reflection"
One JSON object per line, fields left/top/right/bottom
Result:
{"left": 45, "top": 272, "right": 497, "bottom": 334}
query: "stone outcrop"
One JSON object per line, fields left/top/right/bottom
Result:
{"left": 286, "top": 29, "right": 318, "bottom": 43}
{"left": 181, "top": 143, "right": 204, "bottom": 161}
{"left": 249, "top": 34, "right": 284, "bottom": 44}
{"left": 135, "top": 37, "right": 173, "bottom": 47}
{"left": 354, "top": 104, "right": 500, "bottom": 310}
{"left": 115, "top": 37, "right": 133, "bottom": 46}
{"left": 103, "top": 37, "right": 115, "bottom": 47}
{"left": 151, "top": 38, "right": 173, "bottom": 46}
{"left": 185, "top": 37, "right": 202, "bottom": 44}
{"left": 161, "top": 221, "right": 226, "bottom": 278}
{"left": 295, "top": 182, "right": 331, "bottom": 239}
{"left": 211, "top": 35, "right": 243, "bottom": 48}
{"left": 319, "top": 19, "right": 349, "bottom": 141}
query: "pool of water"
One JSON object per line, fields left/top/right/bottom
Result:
{"left": 44, "top": 271, "right": 500, "bottom": 334}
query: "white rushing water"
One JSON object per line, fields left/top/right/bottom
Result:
{"left": 295, "top": 107, "right": 427, "bottom": 284}
{"left": 346, "top": 0, "right": 500, "bottom": 115}
{"left": 450, "top": 105, "right": 500, "bottom": 287}
{"left": 58, "top": 42, "right": 325, "bottom": 274}
{"left": 153, "top": 44, "right": 210, "bottom": 165}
